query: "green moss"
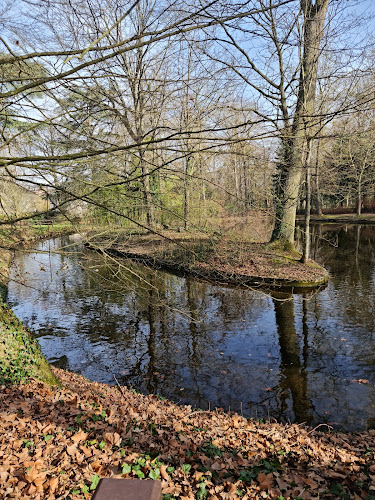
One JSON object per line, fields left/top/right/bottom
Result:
{"left": 266, "top": 240, "right": 301, "bottom": 258}
{"left": 0, "top": 282, "right": 7, "bottom": 301}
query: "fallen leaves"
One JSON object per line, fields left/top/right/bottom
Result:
{"left": 1, "top": 367, "right": 375, "bottom": 499}
{"left": 71, "top": 430, "right": 88, "bottom": 444}
{"left": 256, "top": 471, "right": 273, "bottom": 490}
{"left": 104, "top": 432, "right": 121, "bottom": 447}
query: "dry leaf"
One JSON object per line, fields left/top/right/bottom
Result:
{"left": 257, "top": 472, "right": 273, "bottom": 490}
{"left": 66, "top": 444, "right": 77, "bottom": 456}
{"left": 104, "top": 432, "right": 121, "bottom": 447}
{"left": 49, "top": 476, "right": 59, "bottom": 493}
{"left": 303, "top": 477, "right": 318, "bottom": 489}
{"left": 160, "top": 465, "right": 170, "bottom": 480}
{"left": 71, "top": 430, "right": 88, "bottom": 443}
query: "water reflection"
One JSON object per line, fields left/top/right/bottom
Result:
{"left": 273, "top": 293, "right": 311, "bottom": 424}
{"left": 7, "top": 225, "right": 375, "bottom": 430}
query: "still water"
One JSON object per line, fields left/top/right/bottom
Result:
{"left": 7, "top": 224, "right": 375, "bottom": 431}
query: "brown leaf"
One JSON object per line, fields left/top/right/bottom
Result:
{"left": 71, "top": 430, "right": 88, "bottom": 443}
{"left": 160, "top": 465, "right": 170, "bottom": 480}
{"left": 26, "top": 483, "right": 37, "bottom": 496}
{"left": 269, "top": 488, "right": 282, "bottom": 498}
{"left": 25, "top": 466, "right": 46, "bottom": 487}
{"left": 25, "top": 466, "right": 40, "bottom": 483}
{"left": 0, "top": 471, "right": 9, "bottom": 485}
{"left": 173, "top": 422, "right": 183, "bottom": 432}
{"left": 66, "top": 443, "right": 77, "bottom": 456}
{"left": 34, "top": 474, "right": 46, "bottom": 488}
{"left": 257, "top": 472, "right": 273, "bottom": 490}
{"left": 104, "top": 432, "right": 121, "bottom": 447}
{"left": 79, "top": 445, "right": 93, "bottom": 457}
{"left": 91, "top": 460, "right": 103, "bottom": 472}
{"left": 303, "top": 477, "right": 318, "bottom": 489}
{"left": 49, "top": 476, "right": 59, "bottom": 493}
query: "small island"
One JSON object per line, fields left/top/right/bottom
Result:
{"left": 86, "top": 228, "right": 329, "bottom": 290}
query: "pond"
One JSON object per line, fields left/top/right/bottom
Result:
{"left": 7, "top": 223, "right": 375, "bottom": 431}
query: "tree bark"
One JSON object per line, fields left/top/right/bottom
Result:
{"left": 357, "top": 178, "right": 362, "bottom": 216}
{"left": 301, "top": 140, "right": 312, "bottom": 262}
{"left": 271, "top": 0, "right": 330, "bottom": 247}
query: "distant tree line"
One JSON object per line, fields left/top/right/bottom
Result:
{"left": 0, "top": 0, "right": 374, "bottom": 254}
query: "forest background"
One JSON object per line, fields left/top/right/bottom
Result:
{"left": 1, "top": 0, "right": 375, "bottom": 257}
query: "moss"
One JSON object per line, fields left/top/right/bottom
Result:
{"left": 0, "top": 282, "right": 7, "bottom": 301}
{"left": 266, "top": 239, "right": 301, "bottom": 258}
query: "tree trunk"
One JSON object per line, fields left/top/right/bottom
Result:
{"left": 301, "top": 140, "right": 312, "bottom": 263}
{"left": 271, "top": 141, "right": 303, "bottom": 247}
{"left": 271, "top": 0, "right": 330, "bottom": 248}
{"left": 357, "top": 179, "right": 362, "bottom": 216}
{"left": 139, "top": 150, "right": 155, "bottom": 228}
{"left": 184, "top": 154, "right": 191, "bottom": 230}
{"left": 314, "top": 133, "right": 322, "bottom": 215}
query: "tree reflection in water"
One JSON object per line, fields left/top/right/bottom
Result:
{"left": 273, "top": 293, "right": 312, "bottom": 425}
{"left": 7, "top": 224, "right": 375, "bottom": 430}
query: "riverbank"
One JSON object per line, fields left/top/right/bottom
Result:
{"left": 1, "top": 368, "right": 375, "bottom": 499}
{"left": 0, "top": 299, "right": 59, "bottom": 386}
{"left": 0, "top": 221, "right": 75, "bottom": 385}
{"left": 0, "top": 221, "right": 75, "bottom": 291}
{"left": 86, "top": 231, "right": 329, "bottom": 290}
{"left": 296, "top": 213, "right": 375, "bottom": 224}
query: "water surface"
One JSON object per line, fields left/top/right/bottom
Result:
{"left": 7, "top": 224, "right": 375, "bottom": 430}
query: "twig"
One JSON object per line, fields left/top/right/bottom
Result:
{"left": 113, "top": 374, "right": 127, "bottom": 401}
{"left": 307, "top": 423, "right": 333, "bottom": 435}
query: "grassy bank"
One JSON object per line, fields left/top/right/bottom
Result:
{"left": 296, "top": 213, "right": 375, "bottom": 224}
{"left": 0, "top": 221, "right": 75, "bottom": 386}
{"left": 0, "top": 299, "right": 59, "bottom": 385}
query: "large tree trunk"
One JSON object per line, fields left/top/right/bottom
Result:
{"left": 271, "top": 0, "right": 330, "bottom": 247}
{"left": 301, "top": 140, "right": 312, "bottom": 263}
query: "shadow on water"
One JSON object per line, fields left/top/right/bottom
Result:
{"left": 6, "top": 225, "right": 375, "bottom": 430}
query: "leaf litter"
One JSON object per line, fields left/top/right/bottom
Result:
{"left": 1, "top": 367, "right": 375, "bottom": 499}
